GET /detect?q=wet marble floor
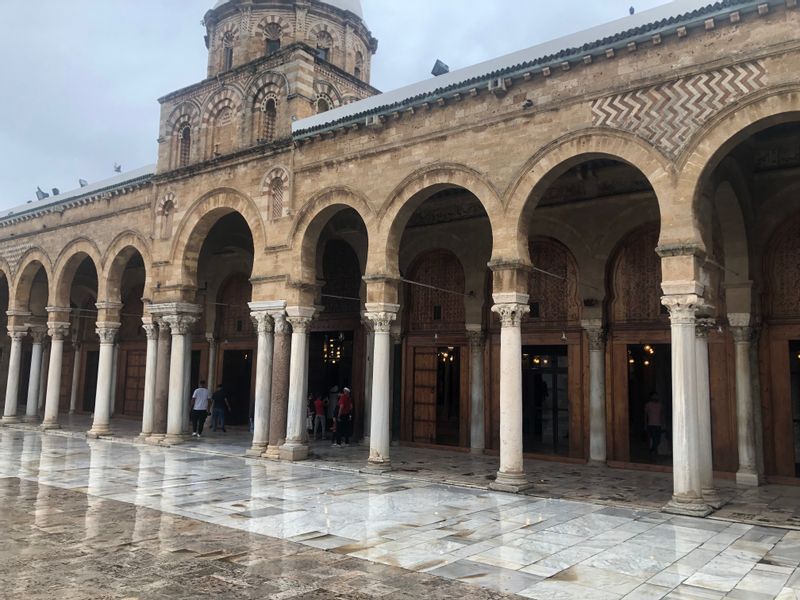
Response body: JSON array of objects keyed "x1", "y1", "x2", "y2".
[{"x1": 3, "y1": 429, "x2": 800, "y2": 598}]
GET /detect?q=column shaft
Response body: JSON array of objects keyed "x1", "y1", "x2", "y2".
[
  {"x1": 247, "y1": 311, "x2": 274, "y2": 457},
  {"x1": 150, "y1": 321, "x2": 171, "y2": 440},
  {"x1": 489, "y1": 301, "x2": 531, "y2": 493},
  {"x1": 87, "y1": 323, "x2": 120, "y2": 437},
  {"x1": 164, "y1": 315, "x2": 194, "y2": 444},
  {"x1": 42, "y1": 323, "x2": 70, "y2": 429},
  {"x1": 583, "y1": 323, "x2": 607, "y2": 464},
  {"x1": 2, "y1": 331, "x2": 26, "y2": 423},
  {"x1": 69, "y1": 342, "x2": 81, "y2": 414},
  {"x1": 695, "y1": 322, "x2": 721, "y2": 506},
  {"x1": 206, "y1": 336, "x2": 218, "y2": 391},
  {"x1": 279, "y1": 308, "x2": 313, "y2": 461},
  {"x1": 265, "y1": 312, "x2": 290, "y2": 458},
  {"x1": 365, "y1": 307, "x2": 397, "y2": 472},
  {"x1": 732, "y1": 322, "x2": 759, "y2": 486},
  {"x1": 139, "y1": 323, "x2": 159, "y2": 438},
  {"x1": 467, "y1": 329, "x2": 485, "y2": 454},
  {"x1": 25, "y1": 332, "x2": 46, "y2": 421}
]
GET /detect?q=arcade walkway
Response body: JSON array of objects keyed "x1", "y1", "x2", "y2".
[{"x1": 3, "y1": 429, "x2": 800, "y2": 599}]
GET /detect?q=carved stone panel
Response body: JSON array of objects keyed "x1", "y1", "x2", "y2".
[
  {"x1": 408, "y1": 250, "x2": 465, "y2": 331},
  {"x1": 767, "y1": 212, "x2": 800, "y2": 319},
  {"x1": 528, "y1": 238, "x2": 581, "y2": 326},
  {"x1": 610, "y1": 224, "x2": 664, "y2": 325}
]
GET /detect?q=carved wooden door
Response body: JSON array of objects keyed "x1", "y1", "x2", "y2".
[
  {"x1": 412, "y1": 347, "x2": 437, "y2": 443},
  {"x1": 122, "y1": 350, "x2": 146, "y2": 416}
]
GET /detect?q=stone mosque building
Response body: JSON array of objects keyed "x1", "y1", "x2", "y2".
[{"x1": 0, "y1": 0, "x2": 799, "y2": 517}]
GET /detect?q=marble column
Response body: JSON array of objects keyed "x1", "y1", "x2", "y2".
[
  {"x1": 109, "y1": 342, "x2": 119, "y2": 416},
  {"x1": 466, "y1": 326, "x2": 486, "y2": 454},
  {"x1": 279, "y1": 307, "x2": 314, "y2": 461},
  {"x1": 206, "y1": 335, "x2": 218, "y2": 391},
  {"x1": 362, "y1": 318, "x2": 374, "y2": 443},
  {"x1": 87, "y1": 322, "x2": 120, "y2": 438},
  {"x1": 163, "y1": 313, "x2": 196, "y2": 444},
  {"x1": 489, "y1": 296, "x2": 532, "y2": 493},
  {"x1": 24, "y1": 326, "x2": 47, "y2": 422},
  {"x1": 139, "y1": 321, "x2": 159, "y2": 439},
  {"x1": 265, "y1": 310, "x2": 290, "y2": 459},
  {"x1": 695, "y1": 319, "x2": 721, "y2": 507},
  {"x1": 149, "y1": 319, "x2": 171, "y2": 443},
  {"x1": 247, "y1": 307, "x2": 274, "y2": 457},
  {"x1": 181, "y1": 333, "x2": 192, "y2": 435},
  {"x1": 2, "y1": 328, "x2": 28, "y2": 423},
  {"x1": 730, "y1": 313, "x2": 760, "y2": 486},
  {"x1": 69, "y1": 339, "x2": 81, "y2": 414},
  {"x1": 390, "y1": 329, "x2": 402, "y2": 446},
  {"x1": 42, "y1": 322, "x2": 71, "y2": 429},
  {"x1": 364, "y1": 305, "x2": 398, "y2": 472},
  {"x1": 582, "y1": 320, "x2": 607, "y2": 464},
  {"x1": 662, "y1": 296, "x2": 711, "y2": 517},
  {"x1": 37, "y1": 341, "x2": 50, "y2": 413},
  {"x1": 0, "y1": 337, "x2": 10, "y2": 412}
]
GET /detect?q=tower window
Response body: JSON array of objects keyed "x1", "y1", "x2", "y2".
[
  {"x1": 354, "y1": 51, "x2": 364, "y2": 80},
  {"x1": 266, "y1": 38, "x2": 281, "y2": 55},
  {"x1": 264, "y1": 23, "x2": 282, "y2": 55},
  {"x1": 179, "y1": 126, "x2": 191, "y2": 167},
  {"x1": 262, "y1": 98, "x2": 277, "y2": 142},
  {"x1": 316, "y1": 30, "x2": 333, "y2": 62},
  {"x1": 270, "y1": 177, "x2": 284, "y2": 219},
  {"x1": 223, "y1": 46, "x2": 234, "y2": 71},
  {"x1": 316, "y1": 47, "x2": 329, "y2": 61},
  {"x1": 316, "y1": 97, "x2": 330, "y2": 114}
]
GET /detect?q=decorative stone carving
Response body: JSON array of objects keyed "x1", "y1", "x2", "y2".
[
  {"x1": 142, "y1": 322, "x2": 158, "y2": 340},
  {"x1": 366, "y1": 311, "x2": 396, "y2": 333},
  {"x1": 286, "y1": 315, "x2": 312, "y2": 334},
  {"x1": 272, "y1": 312, "x2": 291, "y2": 335},
  {"x1": 29, "y1": 326, "x2": 48, "y2": 345},
  {"x1": 47, "y1": 322, "x2": 71, "y2": 341},
  {"x1": 251, "y1": 311, "x2": 274, "y2": 334},
  {"x1": 466, "y1": 329, "x2": 485, "y2": 349},
  {"x1": 491, "y1": 303, "x2": 530, "y2": 328},
  {"x1": 162, "y1": 314, "x2": 196, "y2": 335},
  {"x1": 592, "y1": 61, "x2": 766, "y2": 157},
  {"x1": 95, "y1": 322, "x2": 121, "y2": 344},
  {"x1": 661, "y1": 295, "x2": 700, "y2": 325},
  {"x1": 695, "y1": 317, "x2": 716, "y2": 339},
  {"x1": 584, "y1": 326, "x2": 606, "y2": 351},
  {"x1": 7, "y1": 328, "x2": 27, "y2": 342}
]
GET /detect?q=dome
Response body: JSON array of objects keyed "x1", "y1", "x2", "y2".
[{"x1": 212, "y1": 0, "x2": 363, "y2": 19}]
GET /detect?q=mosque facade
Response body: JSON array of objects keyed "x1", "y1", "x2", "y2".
[{"x1": 1, "y1": 0, "x2": 799, "y2": 515}]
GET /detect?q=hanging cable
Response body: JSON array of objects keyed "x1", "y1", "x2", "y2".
[{"x1": 400, "y1": 278, "x2": 475, "y2": 298}]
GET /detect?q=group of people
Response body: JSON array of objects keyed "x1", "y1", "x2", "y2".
[
  {"x1": 308, "y1": 386, "x2": 354, "y2": 447},
  {"x1": 189, "y1": 381, "x2": 232, "y2": 438}
]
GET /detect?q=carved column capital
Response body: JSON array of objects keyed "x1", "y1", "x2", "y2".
[
  {"x1": 491, "y1": 302, "x2": 530, "y2": 328},
  {"x1": 695, "y1": 317, "x2": 716, "y2": 339},
  {"x1": 250, "y1": 311, "x2": 274, "y2": 334},
  {"x1": 95, "y1": 322, "x2": 121, "y2": 344},
  {"x1": 365, "y1": 311, "x2": 397, "y2": 333},
  {"x1": 142, "y1": 322, "x2": 159, "y2": 341},
  {"x1": 661, "y1": 294, "x2": 701, "y2": 324},
  {"x1": 271, "y1": 311, "x2": 291, "y2": 335},
  {"x1": 205, "y1": 333, "x2": 217, "y2": 346},
  {"x1": 28, "y1": 325, "x2": 48, "y2": 345},
  {"x1": 286, "y1": 315, "x2": 312, "y2": 334},
  {"x1": 162, "y1": 314, "x2": 197, "y2": 336},
  {"x1": 7, "y1": 327, "x2": 27, "y2": 342},
  {"x1": 48, "y1": 322, "x2": 72, "y2": 341},
  {"x1": 466, "y1": 328, "x2": 485, "y2": 349}
]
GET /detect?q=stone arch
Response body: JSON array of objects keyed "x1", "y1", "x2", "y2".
[
  {"x1": 171, "y1": 188, "x2": 267, "y2": 289},
  {"x1": 763, "y1": 210, "x2": 800, "y2": 320},
  {"x1": 505, "y1": 129, "x2": 671, "y2": 265},
  {"x1": 255, "y1": 14, "x2": 289, "y2": 42},
  {"x1": 607, "y1": 223, "x2": 664, "y2": 326},
  {"x1": 308, "y1": 22, "x2": 342, "y2": 60},
  {"x1": 288, "y1": 187, "x2": 375, "y2": 285},
  {"x1": 260, "y1": 166, "x2": 291, "y2": 220},
  {"x1": 11, "y1": 248, "x2": 53, "y2": 312},
  {"x1": 201, "y1": 86, "x2": 244, "y2": 158},
  {"x1": 99, "y1": 231, "x2": 153, "y2": 304},
  {"x1": 677, "y1": 88, "x2": 800, "y2": 243},
  {"x1": 526, "y1": 236, "x2": 582, "y2": 326},
  {"x1": 165, "y1": 101, "x2": 201, "y2": 168},
  {"x1": 51, "y1": 238, "x2": 103, "y2": 308},
  {"x1": 164, "y1": 101, "x2": 201, "y2": 137},
  {"x1": 372, "y1": 164, "x2": 503, "y2": 276},
  {"x1": 313, "y1": 80, "x2": 342, "y2": 109},
  {"x1": 527, "y1": 217, "x2": 596, "y2": 300}
]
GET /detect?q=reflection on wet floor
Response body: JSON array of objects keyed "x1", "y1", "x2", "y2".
[{"x1": 3, "y1": 429, "x2": 800, "y2": 599}]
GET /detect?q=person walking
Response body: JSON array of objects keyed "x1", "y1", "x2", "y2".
[
  {"x1": 313, "y1": 394, "x2": 327, "y2": 440},
  {"x1": 210, "y1": 383, "x2": 230, "y2": 432},
  {"x1": 644, "y1": 392, "x2": 663, "y2": 459},
  {"x1": 335, "y1": 387, "x2": 353, "y2": 446},
  {"x1": 190, "y1": 380, "x2": 211, "y2": 438}
]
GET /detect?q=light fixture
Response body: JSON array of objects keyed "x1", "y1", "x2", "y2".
[
  {"x1": 644, "y1": 360, "x2": 650, "y2": 366},
  {"x1": 561, "y1": 331, "x2": 567, "y2": 342}
]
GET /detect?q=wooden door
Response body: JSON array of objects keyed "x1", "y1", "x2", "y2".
[
  {"x1": 122, "y1": 350, "x2": 146, "y2": 416},
  {"x1": 412, "y1": 347, "x2": 437, "y2": 443}
]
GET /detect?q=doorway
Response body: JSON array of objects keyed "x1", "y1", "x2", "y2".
[
  {"x1": 82, "y1": 350, "x2": 99, "y2": 412},
  {"x1": 309, "y1": 331, "x2": 354, "y2": 421},
  {"x1": 220, "y1": 350, "x2": 252, "y2": 425},
  {"x1": 627, "y1": 343, "x2": 672, "y2": 464},
  {"x1": 522, "y1": 346, "x2": 569, "y2": 455},
  {"x1": 790, "y1": 341, "x2": 800, "y2": 476},
  {"x1": 410, "y1": 345, "x2": 463, "y2": 446}
]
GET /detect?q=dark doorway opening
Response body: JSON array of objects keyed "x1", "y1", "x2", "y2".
[
  {"x1": 436, "y1": 346, "x2": 461, "y2": 446},
  {"x1": 82, "y1": 351, "x2": 99, "y2": 412},
  {"x1": 627, "y1": 343, "x2": 672, "y2": 464},
  {"x1": 18, "y1": 350, "x2": 32, "y2": 410},
  {"x1": 790, "y1": 341, "x2": 800, "y2": 476},
  {"x1": 522, "y1": 346, "x2": 569, "y2": 455},
  {"x1": 220, "y1": 350, "x2": 252, "y2": 425},
  {"x1": 309, "y1": 331, "x2": 354, "y2": 421}
]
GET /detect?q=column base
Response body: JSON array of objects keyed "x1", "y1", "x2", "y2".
[
  {"x1": 736, "y1": 469, "x2": 761, "y2": 487},
  {"x1": 86, "y1": 426, "x2": 112, "y2": 439},
  {"x1": 2, "y1": 415, "x2": 20, "y2": 424},
  {"x1": 162, "y1": 433, "x2": 189, "y2": 445},
  {"x1": 361, "y1": 458, "x2": 392, "y2": 474},
  {"x1": 470, "y1": 447, "x2": 485, "y2": 455},
  {"x1": 245, "y1": 443, "x2": 268, "y2": 458},
  {"x1": 489, "y1": 471, "x2": 533, "y2": 493},
  {"x1": 663, "y1": 494, "x2": 712, "y2": 517},
  {"x1": 279, "y1": 442, "x2": 308, "y2": 461},
  {"x1": 262, "y1": 444, "x2": 281, "y2": 460},
  {"x1": 145, "y1": 434, "x2": 166, "y2": 445},
  {"x1": 587, "y1": 459, "x2": 608, "y2": 467},
  {"x1": 23, "y1": 415, "x2": 39, "y2": 423},
  {"x1": 40, "y1": 422, "x2": 61, "y2": 431},
  {"x1": 702, "y1": 488, "x2": 724, "y2": 510}
]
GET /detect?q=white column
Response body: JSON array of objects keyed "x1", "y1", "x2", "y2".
[
  {"x1": 0, "y1": 337, "x2": 11, "y2": 407},
  {"x1": 69, "y1": 339, "x2": 81, "y2": 414},
  {"x1": 42, "y1": 322, "x2": 71, "y2": 429},
  {"x1": 364, "y1": 305, "x2": 398, "y2": 472},
  {"x1": 206, "y1": 335, "x2": 217, "y2": 391},
  {"x1": 695, "y1": 319, "x2": 721, "y2": 506},
  {"x1": 163, "y1": 313, "x2": 196, "y2": 444},
  {"x1": 582, "y1": 320, "x2": 607, "y2": 464},
  {"x1": 109, "y1": 342, "x2": 119, "y2": 416},
  {"x1": 662, "y1": 295, "x2": 711, "y2": 516},
  {"x1": 87, "y1": 322, "x2": 120, "y2": 438},
  {"x1": 139, "y1": 321, "x2": 159, "y2": 439},
  {"x1": 2, "y1": 328, "x2": 28, "y2": 423},
  {"x1": 489, "y1": 296, "x2": 531, "y2": 493},
  {"x1": 247, "y1": 307, "x2": 274, "y2": 457},
  {"x1": 279, "y1": 307, "x2": 314, "y2": 461},
  {"x1": 38, "y1": 342, "x2": 49, "y2": 412},
  {"x1": 362, "y1": 318, "x2": 374, "y2": 443},
  {"x1": 730, "y1": 313, "x2": 760, "y2": 486},
  {"x1": 181, "y1": 332, "x2": 192, "y2": 435},
  {"x1": 25, "y1": 327, "x2": 47, "y2": 422},
  {"x1": 467, "y1": 326, "x2": 486, "y2": 454}
]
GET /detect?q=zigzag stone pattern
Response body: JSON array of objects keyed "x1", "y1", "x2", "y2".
[{"x1": 592, "y1": 61, "x2": 767, "y2": 157}]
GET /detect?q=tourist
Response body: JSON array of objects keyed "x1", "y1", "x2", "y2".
[
  {"x1": 336, "y1": 387, "x2": 353, "y2": 446},
  {"x1": 644, "y1": 392, "x2": 663, "y2": 458},
  {"x1": 210, "y1": 384, "x2": 230, "y2": 432},
  {"x1": 313, "y1": 394, "x2": 327, "y2": 440},
  {"x1": 190, "y1": 380, "x2": 211, "y2": 438}
]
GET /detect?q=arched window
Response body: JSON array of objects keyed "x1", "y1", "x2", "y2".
[
  {"x1": 262, "y1": 98, "x2": 277, "y2": 142},
  {"x1": 264, "y1": 23, "x2": 282, "y2": 55},
  {"x1": 270, "y1": 177, "x2": 284, "y2": 219},
  {"x1": 316, "y1": 97, "x2": 330, "y2": 114},
  {"x1": 222, "y1": 31, "x2": 235, "y2": 70},
  {"x1": 316, "y1": 30, "x2": 333, "y2": 62},
  {"x1": 354, "y1": 51, "x2": 364, "y2": 79},
  {"x1": 179, "y1": 126, "x2": 191, "y2": 167}
]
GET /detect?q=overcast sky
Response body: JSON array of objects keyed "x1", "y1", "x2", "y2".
[{"x1": 0, "y1": 0, "x2": 669, "y2": 210}]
